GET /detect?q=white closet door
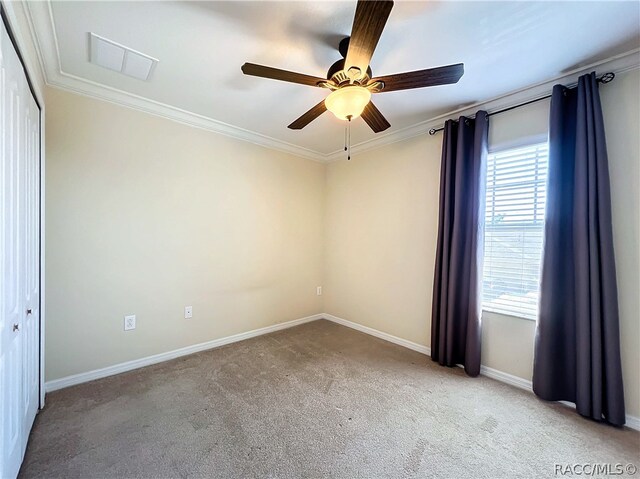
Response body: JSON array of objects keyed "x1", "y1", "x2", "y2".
[
  {"x1": 1, "y1": 20, "x2": 25, "y2": 478},
  {"x1": 0, "y1": 18, "x2": 40, "y2": 479}
]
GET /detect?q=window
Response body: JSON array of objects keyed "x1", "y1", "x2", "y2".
[{"x1": 482, "y1": 142, "x2": 548, "y2": 320}]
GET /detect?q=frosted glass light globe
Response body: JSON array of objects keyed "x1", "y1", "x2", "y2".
[{"x1": 325, "y1": 86, "x2": 372, "y2": 120}]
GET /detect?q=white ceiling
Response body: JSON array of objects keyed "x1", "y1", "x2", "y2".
[{"x1": 28, "y1": 1, "x2": 640, "y2": 157}]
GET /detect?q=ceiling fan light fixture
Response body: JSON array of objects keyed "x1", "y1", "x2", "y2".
[{"x1": 325, "y1": 85, "x2": 372, "y2": 120}]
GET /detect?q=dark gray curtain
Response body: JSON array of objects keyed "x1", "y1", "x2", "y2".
[
  {"x1": 533, "y1": 72, "x2": 625, "y2": 426},
  {"x1": 431, "y1": 111, "x2": 488, "y2": 377}
]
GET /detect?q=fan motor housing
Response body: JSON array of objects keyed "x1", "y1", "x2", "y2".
[
  {"x1": 327, "y1": 59, "x2": 372, "y2": 86},
  {"x1": 338, "y1": 37, "x2": 351, "y2": 58}
]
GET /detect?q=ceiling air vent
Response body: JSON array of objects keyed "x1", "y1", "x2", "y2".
[{"x1": 89, "y1": 33, "x2": 158, "y2": 81}]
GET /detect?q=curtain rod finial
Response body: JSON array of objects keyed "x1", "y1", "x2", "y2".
[{"x1": 598, "y1": 72, "x2": 615, "y2": 84}]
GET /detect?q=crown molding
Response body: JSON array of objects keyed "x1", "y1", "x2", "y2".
[
  {"x1": 24, "y1": 1, "x2": 640, "y2": 164},
  {"x1": 1, "y1": 0, "x2": 47, "y2": 102},
  {"x1": 47, "y1": 71, "x2": 327, "y2": 162},
  {"x1": 23, "y1": 0, "x2": 327, "y2": 162}
]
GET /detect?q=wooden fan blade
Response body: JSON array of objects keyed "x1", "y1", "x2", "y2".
[
  {"x1": 344, "y1": 1, "x2": 394, "y2": 78},
  {"x1": 373, "y1": 63, "x2": 464, "y2": 92},
  {"x1": 288, "y1": 100, "x2": 327, "y2": 130},
  {"x1": 242, "y1": 63, "x2": 326, "y2": 88},
  {"x1": 361, "y1": 101, "x2": 390, "y2": 133}
]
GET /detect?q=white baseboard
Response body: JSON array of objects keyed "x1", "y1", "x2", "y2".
[
  {"x1": 479, "y1": 365, "x2": 533, "y2": 392},
  {"x1": 45, "y1": 312, "x2": 640, "y2": 431},
  {"x1": 625, "y1": 415, "x2": 640, "y2": 431},
  {"x1": 323, "y1": 314, "x2": 431, "y2": 356},
  {"x1": 322, "y1": 313, "x2": 640, "y2": 432},
  {"x1": 45, "y1": 314, "x2": 323, "y2": 392}
]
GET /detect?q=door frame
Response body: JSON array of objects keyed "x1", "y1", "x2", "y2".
[{"x1": 0, "y1": 3, "x2": 45, "y2": 409}]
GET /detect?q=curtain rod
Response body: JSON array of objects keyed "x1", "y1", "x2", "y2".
[{"x1": 427, "y1": 72, "x2": 615, "y2": 135}]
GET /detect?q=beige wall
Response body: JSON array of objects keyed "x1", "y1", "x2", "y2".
[
  {"x1": 324, "y1": 134, "x2": 441, "y2": 347},
  {"x1": 324, "y1": 68, "x2": 640, "y2": 418},
  {"x1": 45, "y1": 87, "x2": 325, "y2": 381},
  {"x1": 602, "y1": 69, "x2": 640, "y2": 419},
  {"x1": 46, "y1": 68, "x2": 639, "y2": 418}
]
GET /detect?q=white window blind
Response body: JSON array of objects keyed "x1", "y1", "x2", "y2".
[{"x1": 482, "y1": 142, "x2": 548, "y2": 320}]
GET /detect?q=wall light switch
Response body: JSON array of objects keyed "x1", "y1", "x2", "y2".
[
  {"x1": 124, "y1": 315, "x2": 136, "y2": 331},
  {"x1": 184, "y1": 306, "x2": 193, "y2": 319},
  {"x1": 317, "y1": 286, "x2": 322, "y2": 296}
]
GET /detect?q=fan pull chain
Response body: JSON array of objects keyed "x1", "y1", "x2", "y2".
[
  {"x1": 347, "y1": 116, "x2": 352, "y2": 160},
  {"x1": 344, "y1": 122, "x2": 348, "y2": 153}
]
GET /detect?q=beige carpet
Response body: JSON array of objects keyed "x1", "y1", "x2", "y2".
[{"x1": 20, "y1": 320, "x2": 639, "y2": 478}]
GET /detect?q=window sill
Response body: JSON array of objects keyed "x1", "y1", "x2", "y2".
[{"x1": 482, "y1": 308, "x2": 537, "y2": 322}]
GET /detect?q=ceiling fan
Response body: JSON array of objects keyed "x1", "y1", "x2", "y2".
[{"x1": 241, "y1": 0, "x2": 464, "y2": 134}]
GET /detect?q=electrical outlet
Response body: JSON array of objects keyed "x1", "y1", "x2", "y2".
[
  {"x1": 184, "y1": 306, "x2": 193, "y2": 319},
  {"x1": 124, "y1": 314, "x2": 136, "y2": 331},
  {"x1": 317, "y1": 286, "x2": 322, "y2": 296}
]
